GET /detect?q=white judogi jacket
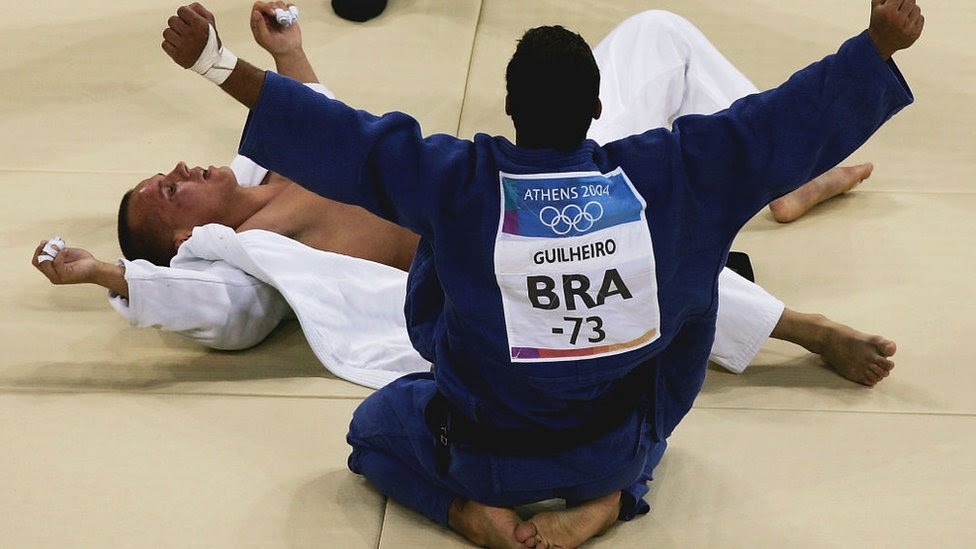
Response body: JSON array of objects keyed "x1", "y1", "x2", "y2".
[
  {"x1": 109, "y1": 79, "x2": 432, "y2": 390},
  {"x1": 109, "y1": 224, "x2": 431, "y2": 389},
  {"x1": 107, "y1": 218, "x2": 778, "y2": 386}
]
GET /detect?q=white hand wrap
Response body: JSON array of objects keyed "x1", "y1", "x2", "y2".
[
  {"x1": 189, "y1": 24, "x2": 238, "y2": 85},
  {"x1": 274, "y1": 6, "x2": 300, "y2": 27},
  {"x1": 38, "y1": 236, "x2": 65, "y2": 264}
]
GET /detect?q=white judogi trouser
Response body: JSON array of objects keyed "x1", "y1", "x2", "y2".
[{"x1": 589, "y1": 10, "x2": 785, "y2": 373}]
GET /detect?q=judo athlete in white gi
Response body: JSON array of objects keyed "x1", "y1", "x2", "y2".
[
  {"x1": 34, "y1": 5, "x2": 895, "y2": 389},
  {"x1": 156, "y1": 1, "x2": 921, "y2": 547}
]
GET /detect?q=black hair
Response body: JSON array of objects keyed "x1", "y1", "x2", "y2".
[
  {"x1": 505, "y1": 25, "x2": 600, "y2": 150},
  {"x1": 117, "y1": 189, "x2": 174, "y2": 267}
]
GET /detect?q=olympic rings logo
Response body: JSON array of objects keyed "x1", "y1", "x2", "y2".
[{"x1": 539, "y1": 201, "x2": 604, "y2": 235}]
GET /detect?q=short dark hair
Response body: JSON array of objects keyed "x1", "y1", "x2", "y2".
[
  {"x1": 505, "y1": 25, "x2": 600, "y2": 150},
  {"x1": 117, "y1": 189, "x2": 175, "y2": 267}
]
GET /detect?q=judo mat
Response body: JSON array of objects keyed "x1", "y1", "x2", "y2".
[{"x1": 2, "y1": 0, "x2": 973, "y2": 546}]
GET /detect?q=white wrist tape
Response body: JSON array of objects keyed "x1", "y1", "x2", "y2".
[
  {"x1": 274, "y1": 6, "x2": 300, "y2": 27},
  {"x1": 189, "y1": 24, "x2": 238, "y2": 85},
  {"x1": 38, "y1": 236, "x2": 65, "y2": 264}
]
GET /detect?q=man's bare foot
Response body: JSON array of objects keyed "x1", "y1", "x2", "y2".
[
  {"x1": 771, "y1": 309, "x2": 896, "y2": 386},
  {"x1": 768, "y1": 163, "x2": 874, "y2": 223},
  {"x1": 818, "y1": 319, "x2": 897, "y2": 387},
  {"x1": 448, "y1": 498, "x2": 524, "y2": 549},
  {"x1": 514, "y1": 491, "x2": 621, "y2": 549}
]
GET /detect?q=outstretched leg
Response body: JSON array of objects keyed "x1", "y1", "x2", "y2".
[
  {"x1": 710, "y1": 269, "x2": 897, "y2": 386},
  {"x1": 768, "y1": 163, "x2": 875, "y2": 223},
  {"x1": 771, "y1": 309, "x2": 897, "y2": 386}
]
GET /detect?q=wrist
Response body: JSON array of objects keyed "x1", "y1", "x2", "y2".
[
  {"x1": 273, "y1": 48, "x2": 309, "y2": 70},
  {"x1": 866, "y1": 29, "x2": 894, "y2": 61},
  {"x1": 94, "y1": 261, "x2": 124, "y2": 286},
  {"x1": 99, "y1": 261, "x2": 130, "y2": 298},
  {"x1": 272, "y1": 47, "x2": 306, "y2": 61},
  {"x1": 191, "y1": 24, "x2": 239, "y2": 85}
]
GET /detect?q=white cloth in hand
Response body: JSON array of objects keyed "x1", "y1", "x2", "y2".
[
  {"x1": 38, "y1": 236, "x2": 65, "y2": 263},
  {"x1": 274, "y1": 6, "x2": 299, "y2": 26}
]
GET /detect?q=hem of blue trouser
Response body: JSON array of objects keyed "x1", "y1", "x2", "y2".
[
  {"x1": 348, "y1": 445, "x2": 456, "y2": 527},
  {"x1": 431, "y1": 491, "x2": 455, "y2": 527},
  {"x1": 618, "y1": 437, "x2": 668, "y2": 521},
  {"x1": 618, "y1": 491, "x2": 650, "y2": 521}
]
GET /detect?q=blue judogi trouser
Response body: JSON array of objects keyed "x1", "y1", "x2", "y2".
[{"x1": 347, "y1": 372, "x2": 667, "y2": 525}]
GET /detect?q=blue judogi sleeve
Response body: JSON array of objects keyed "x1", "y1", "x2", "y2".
[
  {"x1": 609, "y1": 31, "x2": 913, "y2": 236},
  {"x1": 238, "y1": 72, "x2": 475, "y2": 237}
]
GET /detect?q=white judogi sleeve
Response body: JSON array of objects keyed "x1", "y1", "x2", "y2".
[{"x1": 107, "y1": 253, "x2": 292, "y2": 351}]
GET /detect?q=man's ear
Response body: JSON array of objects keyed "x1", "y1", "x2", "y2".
[
  {"x1": 593, "y1": 98, "x2": 602, "y2": 121},
  {"x1": 505, "y1": 95, "x2": 512, "y2": 117},
  {"x1": 173, "y1": 229, "x2": 193, "y2": 251}
]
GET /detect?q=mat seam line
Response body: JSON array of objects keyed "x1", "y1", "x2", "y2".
[
  {"x1": 453, "y1": 0, "x2": 485, "y2": 138},
  {"x1": 694, "y1": 405, "x2": 976, "y2": 417},
  {"x1": 0, "y1": 387, "x2": 368, "y2": 400},
  {"x1": 1, "y1": 386, "x2": 973, "y2": 418}
]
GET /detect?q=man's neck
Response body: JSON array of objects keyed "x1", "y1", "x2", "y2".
[
  {"x1": 225, "y1": 180, "x2": 290, "y2": 229},
  {"x1": 514, "y1": 134, "x2": 584, "y2": 151}
]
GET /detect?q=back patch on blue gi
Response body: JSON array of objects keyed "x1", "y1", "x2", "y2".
[{"x1": 494, "y1": 168, "x2": 661, "y2": 363}]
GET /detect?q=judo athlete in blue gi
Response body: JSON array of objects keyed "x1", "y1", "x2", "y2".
[{"x1": 163, "y1": 1, "x2": 923, "y2": 547}]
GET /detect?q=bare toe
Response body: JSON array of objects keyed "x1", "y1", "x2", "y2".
[
  {"x1": 447, "y1": 499, "x2": 523, "y2": 549},
  {"x1": 516, "y1": 521, "x2": 539, "y2": 547},
  {"x1": 879, "y1": 339, "x2": 897, "y2": 357}
]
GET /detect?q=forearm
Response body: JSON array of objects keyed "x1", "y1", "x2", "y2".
[
  {"x1": 93, "y1": 261, "x2": 129, "y2": 298},
  {"x1": 273, "y1": 49, "x2": 319, "y2": 83},
  {"x1": 217, "y1": 58, "x2": 267, "y2": 110}
]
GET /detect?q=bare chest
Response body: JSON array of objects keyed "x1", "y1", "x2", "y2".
[{"x1": 236, "y1": 183, "x2": 419, "y2": 270}]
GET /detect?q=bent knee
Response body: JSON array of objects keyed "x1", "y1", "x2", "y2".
[{"x1": 622, "y1": 9, "x2": 695, "y2": 35}]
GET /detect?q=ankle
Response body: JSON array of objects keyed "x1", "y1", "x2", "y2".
[
  {"x1": 447, "y1": 498, "x2": 470, "y2": 534},
  {"x1": 774, "y1": 310, "x2": 831, "y2": 354},
  {"x1": 590, "y1": 491, "x2": 623, "y2": 533},
  {"x1": 801, "y1": 313, "x2": 833, "y2": 355}
]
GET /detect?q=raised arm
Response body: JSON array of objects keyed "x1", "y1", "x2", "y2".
[
  {"x1": 250, "y1": 1, "x2": 319, "y2": 83},
  {"x1": 868, "y1": 0, "x2": 925, "y2": 60},
  {"x1": 162, "y1": 3, "x2": 266, "y2": 108},
  {"x1": 618, "y1": 0, "x2": 923, "y2": 235}
]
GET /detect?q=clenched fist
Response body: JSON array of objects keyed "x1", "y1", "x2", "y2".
[
  {"x1": 162, "y1": 3, "x2": 220, "y2": 68},
  {"x1": 868, "y1": 0, "x2": 924, "y2": 60}
]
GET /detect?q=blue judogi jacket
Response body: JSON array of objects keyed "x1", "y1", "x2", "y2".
[{"x1": 240, "y1": 32, "x2": 912, "y2": 447}]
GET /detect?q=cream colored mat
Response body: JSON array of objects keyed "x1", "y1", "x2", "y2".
[
  {"x1": 1, "y1": 0, "x2": 479, "y2": 546},
  {"x1": 2, "y1": 0, "x2": 973, "y2": 546}
]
